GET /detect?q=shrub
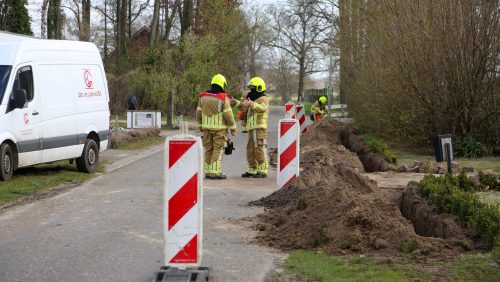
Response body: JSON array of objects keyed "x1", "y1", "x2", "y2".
[
  {"x1": 362, "y1": 134, "x2": 397, "y2": 164},
  {"x1": 417, "y1": 173, "x2": 500, "y2": 248},
  {"x1": 479, "y1": 172, "x2": 500, "y2": 191},
  {"x1": 454, "y1": 135, "x2": 489, "y2": 158},
  {"x1": 492, "y1": 237, "x2": 500, "y2": 264}
]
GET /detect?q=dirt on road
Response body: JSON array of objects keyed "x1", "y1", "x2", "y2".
[{"x1": 252, "y1": 118, "x2": 477, "y2": 260}]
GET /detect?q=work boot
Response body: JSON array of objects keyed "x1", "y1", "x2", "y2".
[
  {"x1": 241, "y1": 172, "x2": 255, "y2": 178},
  {"x1": 253, "y1": 173, "x2": 267, "y2": 178},
  {"x1": 208, "y1": 174, "x2": 227, "y2": 180}
]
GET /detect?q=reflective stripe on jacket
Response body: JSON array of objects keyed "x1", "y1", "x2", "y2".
[
  {"x1": 311, "y1": 101, "x2": 326, "y2": 114},
  {"x1": 196, "y1": 92, "x2": 236, "y2": 130},
  {"x1": 235, "y1": 95, "x2": 269, "y2": 130}
]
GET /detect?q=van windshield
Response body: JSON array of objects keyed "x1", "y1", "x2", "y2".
[{"x1": 0, "y1": 65, "x2": 12, "y2": 104}]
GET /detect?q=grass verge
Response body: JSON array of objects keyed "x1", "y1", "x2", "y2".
[
  {"x1": 393, "y1": 150, "x2": 500, "y2": 172},
  {"x1": 283, "y1": 250, "x2": 500, "y2": 281},
  {"x1": 447, "y1": 253, "x2": 500, "y2": 281},
  {"x1": 284, "y1": 250, "x2": 431, "y2": 281},
  {"x1": 0, "y1": 161, "x2": 104, "y2": 205},
  {"x1": 113, "y1": 135, "x2": 164, "y2": 150}
]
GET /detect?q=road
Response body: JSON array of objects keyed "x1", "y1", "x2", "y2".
[{"x1": 0, "y1": 106, "x2": 287, "y2": 282}]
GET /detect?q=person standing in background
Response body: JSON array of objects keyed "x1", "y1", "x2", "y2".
[
  {"x1": 231, "y1": 77, "x2": 269, "y2": 178},
  {"x1": 196, "y1": 74, "x2": 236, "y2": 180}
]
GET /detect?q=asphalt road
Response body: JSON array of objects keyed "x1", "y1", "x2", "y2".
[{"x1": 0, "y1": 106, "x2": 286, "y2": 282}]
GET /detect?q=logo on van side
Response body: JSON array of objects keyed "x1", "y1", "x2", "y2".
[
  {"x1": 24, "y1": 113, "x2": 29, "y2": 125},
  {"x1": 83, "y1": 69, "x2": 93, "y2": 89}
]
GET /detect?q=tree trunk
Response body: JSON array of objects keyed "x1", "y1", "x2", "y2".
[
  {"x1": 41, "y1": 0, "x2": 49, "y2": 38},
  {"x1": 0, "y1": 0, "x2": 10, "y2": 30},
  {"x1": 163, "y1": 0, "x2": 179, "y2": 41},
  {"x1": 128, "y1": 0, "x2": 132, "y2": 38},
  {"x1": 180, "y1": 0, "x2": 192, "y2": 37},
  {"x1": 339, "y1": 0, "x2": 349, "y2": 104},
  {"x1": 150, "y1": 0, "x2": 160, "y2": 46},
  {"x1": 103, "y1": 0, "x2": 108, "y2": 59},
  {"x1": 297, "y1": 59, "x2": 305, "y2": 102},
  {"x1": 117, "y1": 0, "x2": 128, "y2": 56},
  {"x1": 80, "y1": 0, "x2": 91, "y2": 41},
  {"x1": 249, "y1": 50, "x2": 256, "y2": 78},
  {"x1": 167, "y1": 90, "x2": 174, "y2": 128},
  {"x1": 47, "y1": 0, "x2": 62, "y2": 39}
]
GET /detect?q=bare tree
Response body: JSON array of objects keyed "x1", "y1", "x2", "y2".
[
  {"x1": 163, "y1": 0, "x2": 179, "y2": 40},
  {"x1": 245, "y1": 4, "x2": 273, "y2": 78},
  {"x1": 269, "y1": 0, "x2": 328, "y2": 101},
  {"x1": 128, "y1": 0, "x2": 150, "y2": 38},
  {"x1": 266, "y1": 47, "x2": 297, "y2": 104}
]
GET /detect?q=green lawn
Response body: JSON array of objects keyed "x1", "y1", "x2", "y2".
[
  {"x1": 113, "y1": 135, "x2": 165, "y2": 150},
  {"x1": 283, "y1": 250, "x2": 500, "y2": 282},
  {"x1": 0, "y1": 161, "x2": 103, "y2": 205},
  {"x1": 283, "y1": 251, "x2": 431, "y2": 281},
  {"x1": 393, "y1": 150, "x2": 500, "y2": 172}
]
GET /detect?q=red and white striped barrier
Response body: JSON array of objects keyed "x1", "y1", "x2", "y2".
[
  {"x1": 295, "y1": 105, "x2": 307, "y2": 134},
  {"x1": 164, "y1": 135, "x2": 203, "y2": 267},
  {"x1": 285, "y1": 103, "x2": 296, "y2": 119},
  {"x1": 277, "y1": 118, "x2": 300, "y2": 189}
]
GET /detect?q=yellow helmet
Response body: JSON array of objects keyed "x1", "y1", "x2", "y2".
[
  {"x1": 247, "y1": 77, "x2": 266, "y2": 93},
  {"x1": 319, "y1": 96, "x2": 327, "y2": 104},
  {"x1": 211, "y1": 74, "x2": 227, "y2": 90}
]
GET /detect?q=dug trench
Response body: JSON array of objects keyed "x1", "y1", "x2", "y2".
[{"x1": 251, "y1": 118, "x2": 479, "y2": 264}]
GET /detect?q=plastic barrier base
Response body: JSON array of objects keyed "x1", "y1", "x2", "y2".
[{"x1": 152, "y1": 266, "x2": 211, "y2": 282}]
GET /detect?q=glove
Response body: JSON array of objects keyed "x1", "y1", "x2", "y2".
[{"x1": 224, "y1": 140, "x2": 235, "y2": 155}]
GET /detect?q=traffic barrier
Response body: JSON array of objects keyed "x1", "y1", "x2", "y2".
[
  {"x1": 295, "y1": 104, "x2": 307, "y2": 134},
  {"x1": 164, "y1": 129, "x2": 203, "y2": 267},
  {"x1": 285, "y1": 103, "x2": 296, "y2": 119},
  {"x1": 277, "y1": 118, "x2": 300, "y2": 189}
]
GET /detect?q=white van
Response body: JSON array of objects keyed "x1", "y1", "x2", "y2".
[{"x1": 0, "y1": 32, "x2": 111, "y2": 181}]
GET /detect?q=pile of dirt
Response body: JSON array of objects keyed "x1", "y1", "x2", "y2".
[
  {"x1": 302, "y1": 119, "x2": 394, "y2": 172},
  {"x1": 253, "y1": 118, "x2": 476, "y2": 258}
]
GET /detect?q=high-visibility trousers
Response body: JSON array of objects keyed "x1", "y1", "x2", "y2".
[
  {"x1": 203, "y1": 129, "x2": 227, "y2": 176},
  {"x1": 246, "y1": 128, "x2": 268, "y2": 175}
]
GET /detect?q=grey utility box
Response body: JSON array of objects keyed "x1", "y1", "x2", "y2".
[{"x1": 433, "y1": 134, "x2": 453, "y2": 162}]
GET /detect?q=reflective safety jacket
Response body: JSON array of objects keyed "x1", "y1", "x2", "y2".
[
  {"x1": 235, "y1": 95, "x2": 269, "y2": 130},
  {"x1": 311, "y1": 101, "x2": 326, "y2": 114},
  {"x1": 196, "y1": 92, "x2": 236, "y2": 130}
]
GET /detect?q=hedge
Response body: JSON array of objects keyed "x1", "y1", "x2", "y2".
[{"x1": 417, "y1": 172, "x2": 500, "y2": 249}]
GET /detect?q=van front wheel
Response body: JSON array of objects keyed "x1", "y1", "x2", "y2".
[
  {"x1": 76, "y1": 139, "x2": 99, "y2": 173},
  {"x1": 0, "y1": 143, "x2": 14, "y2": 181}
]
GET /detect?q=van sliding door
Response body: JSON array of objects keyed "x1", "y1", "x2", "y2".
[{"x1": 38, "y1": 64, "x2": 78, "y2": 162}]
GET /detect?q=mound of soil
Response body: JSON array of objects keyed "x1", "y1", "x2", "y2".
[{"x1": 253, "y1": 118, "x2": 476, "y2": 258}]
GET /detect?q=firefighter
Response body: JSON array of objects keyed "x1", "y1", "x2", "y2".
[
  {"x1": 196, "y1": 74, "x2": 237, "y2": 180},
  {"x1": 311, "y1": 96, "x2": 328, "y2": 120},
  {"x1": 231, "y1": 77, "x2": 269, "y2": 178}
]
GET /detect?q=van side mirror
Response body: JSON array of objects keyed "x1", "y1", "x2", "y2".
[{"x1": 14, "y1": 89, "x2": 27, "y2": 109}]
